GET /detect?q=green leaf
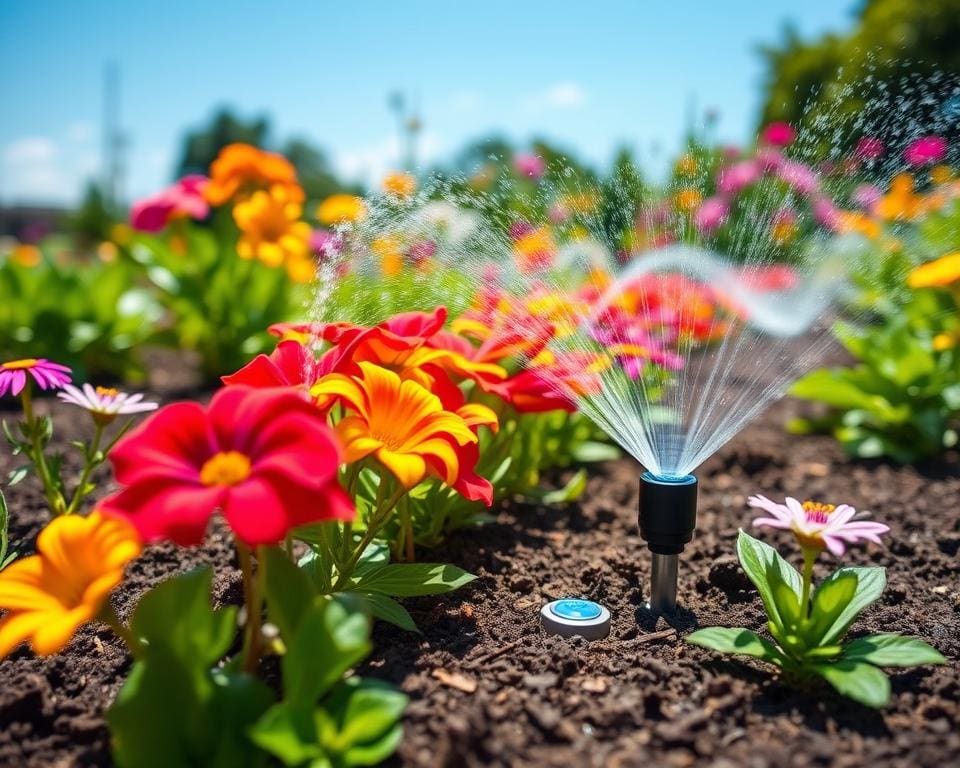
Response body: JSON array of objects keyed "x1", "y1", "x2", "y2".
[
  {"x1": 317, "y1": 678, "x2": 407, "y2": 767},
  {"x1": 351, "y1": 563, "x2": 476, "y2": 597},
  {"x1": 355, "y1": 592, "x2": 420, "y2": 634},
  {"x1": 540, "y1": 468, "x2": 588, "y2": 504},
  {"x1": 686, "y1": 627, "x2": 785, "y2": 665},
  {"x1": 818, "y1": 567, "x2": 886, "y2": 645},
  {"x1": 803, "y1": 571, "x2": 858, "y2": 647},
  {"x1": 811, "y1": 660, "x2": 891, "y2": 709},
  {"x1": 7, "y1": 466, "x2": 29, "y2": 486},
  {"x1": 283, "y1": 597, "x2": 371, "y2": 708},
  {"x1": 570, "y1": 441, "x2": 620, "y2": 463},
  {"x1": 249, "y1": 703, "x2": 321, "y2": 766},
  {"x1": 109, "y1": 568, "x2": 272, "y2": 768},
  {"x1": 262, "y1": 546, "x2": 315, "y2": 641},
  {"x1": 842, "y1": 634, "x2": 946, "y2": 667},
  {"x1": 736, "y1": 530, "x2": 802, "y2": 631}
]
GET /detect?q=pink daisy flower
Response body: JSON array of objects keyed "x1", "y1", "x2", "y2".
[
  {"x1": 57, "y1": 383, "x2": 158, "y2": 425},
  {"x1": 0, "y1": 358, "x2": 72, "y2": 398},
  {"x1": 748, "y1": 495, "x2": 889, "y2": 556}
]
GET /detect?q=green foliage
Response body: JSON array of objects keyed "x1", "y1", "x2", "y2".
[
  {"x1": 790, "y1": 290, "x2": 960, "y2": 461},
  {"x1": 687, "y1": 531, "x2": 944, "y2": 708},
  {"x1": 0, "y1": 487, "x2": 14, "y2": 569},
  {"x1": 250, "y1": 597, "x2": 407, "y2": 768},
  {"x1": 0, "y1": 251, "x2": 159, "y2": 381},
  {"x1": 124, "y1": 215, "x2": 302, "y2": 381},
  {"x1": 108, "y1": 568, "x2": 273, "y2": 768}
]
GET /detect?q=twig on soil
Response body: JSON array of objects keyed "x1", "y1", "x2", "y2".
[
  {"x1": 467, "y1": 637, "x2": 525, "y2": 667},
  {"x1": 622, "y1": 628, "x2": 677, "y2": 647}
]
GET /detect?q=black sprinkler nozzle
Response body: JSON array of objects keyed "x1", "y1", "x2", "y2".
[{"x1": 638, "y1": 472, "x2": 698, "y2": 614}]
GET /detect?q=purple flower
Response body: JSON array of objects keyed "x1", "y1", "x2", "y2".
[
  {"x1": 748, "y1": 495, "x2": 888, "y2": 557},
  {"x1": 509, "y1": 220, "x2": 536, "y2": 240},
  {"x1": 904, "y1": 136, "x2": 948, "y2": 166},
  {"x1": 761, "y1": 122, "x2": 796, "y2": 147},
  {"x1": 0, "y1": 358, "x2": 72, "y2": 398},
  {"x1": 58, "y1": 383, "x2": 158, "y2": 425},
  {"x1": 513, "y1": 153, "x2": 546, "y2": 180},
  {"x1": 309, "y1": 229, "x2": 343, "y2": 260},
  {"x1": 852, "y1": 183, "x2": 882, "y2": 210}
]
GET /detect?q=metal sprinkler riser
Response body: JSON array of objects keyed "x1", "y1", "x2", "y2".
[{"x1": 638, "y1": 472, "x2": 698, "y2": 615}]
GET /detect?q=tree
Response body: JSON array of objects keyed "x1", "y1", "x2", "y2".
[{"x1": 175, "y1": 109, "x2": 270, "y2": 178}]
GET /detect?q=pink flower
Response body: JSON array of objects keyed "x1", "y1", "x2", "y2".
[
  {"x1": 130, "y1": 175, "x2": 210, "y2": 233},
  {"x1": 717, "y1": 161, "x2": 761, "y2": 194},
  {"x1": 852, "y1": 184, "x2": 882, "y2": 211},
  {"x1": 761, "y1": 122, "x2": 795, "y2": 147},
  {"x1": 309, "y1": 229, "x2": 343, "y2": 260},
  {"x1": 855, "y1": 137, "x2": 885, "y2": 160},
  {"x1": 748, "y1": 495, "x2": 889, "y2": 556},
  {"x1": 812, "y1": 197, "x2": 842, "y2": 231},
  {"x1": 776, "y1": 160, "x2": 819, "y2": 196},
  {"x1": 904, "y1": 136, "x2": 948, "y2": 166},
  {"x1": 693, "y1": 196, "x2": 729, "y2": 234},
  {"x1": 509, "y1": 220, "x2": 536, "y2": 240},
  {"x1": 513, "y1": 153, "x2": 546, "y2": 180},
  {"x1": 0, "y1": 358, "x2": 72, "y2": 398}
]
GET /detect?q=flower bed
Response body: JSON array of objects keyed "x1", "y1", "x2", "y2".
[{"x1": 0, "y1": 392, "x2": 957, "y2": 767}]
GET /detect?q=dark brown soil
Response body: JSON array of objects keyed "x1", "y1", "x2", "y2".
[{"x1": 1, "y1": 390, "x2": 958, "y2": 768}]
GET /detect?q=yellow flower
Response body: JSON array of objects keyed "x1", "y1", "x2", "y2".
[
  {"x1": 97, "y1": 242, "x2": 118, "y2": 263},
  {"x1": 675, "y1": 188, "x2": 702, "y2": 212},
  {"x1": 907, "y1": 252, "x2": 960, "y2": 289},
  {"x1": 933, "y1": 333, "x2": 956, "y2": 352},
  {"x1": 836, "y1": 211, "x2": 881, "y2": 240},
  {"x1": 771, "y1": 219, "x2": 797, "y2": 246},
  {"x1": 382, "y1": 172, "x2": 417, "y2": 198},
  {"x1": 316, "y1": 194, "x2": 366, "y2": 226},
  {"x1": 110, "y1": 224, "x2": 133, "y2": 246},
  {"x1": 9, "y1": 244, "x2": 42, "y2": 268},
  {"x1": 514, "y1": 227, "x2": 556, "y2": 273},
  {"x1": 285, "y1": 255, "x2": 317, "y2": 284},
  {"x1": 0, "y1": 511, "x2": 141, "y2": 658},
  {"x1": 560, "y1": 192, "x2": 599, "y2": 215},
  {"x1": 371, "y1": 235, "x2": 404, "y2": 276},
  {"x1": 676, "y1": 154, "x2": 698, "y2": 177},
  {"x1": 233, "y1": 185, "x2": 311, "y2": 268},
  {"x1": 930, "y1": 165, "x2": 955, "y2": 186}
]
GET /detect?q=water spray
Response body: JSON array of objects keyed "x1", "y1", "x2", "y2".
[{"x1": 638, "y1": 472, "x2": 697, "y2": 614}]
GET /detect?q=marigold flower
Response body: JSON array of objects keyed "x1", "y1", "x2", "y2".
[
  {"x1": 382, "y1": 171, "x2": 417, "y2": 198},
  {"x1": 748, "y1": 495, "x2": 888, "y2": 556},
  {"x1": 9, "y1": 244, "x2": 42, "y2": 267},
  {"x1": 371, "y1": 235, "x2": 404, "y2": 276},
  {"x1": 675, "y1": 153, "x2": 698, "y2": 176},
  {"x1": 316, "y1": 194, "x2": 366, "y2": 226},
  {"x1": 675, "y1": 188, "x2": 703, "y2": 213},
  {"x1": 0, "y1": 358, "x2": 72, "y2": 398},
  {"x1": 130, "y1": 175, "x2": 209, "y2": 233},
  {"x1": 907, "y1": 252, "x2": 960, "y2": 289},
  {"x1": 58, "y1": 384, "x2": 158, "y2": 425},
  {"x1": 233, "y1": 184, "x2": 311, "y2": 269},
  {"x1": 205, "y1": 143, "x2": 303, "y2": 206},
  {"x1": 312, "y1": 362, "x2": 495, "y2": 503},
  {"x1": 0, "y1": 511, "x2": 141, "y2": 658},
  {"x1": 102, "y1": 387, "x2": 353, "y2": 546},
  {"x1": 514, "y1": 226, "x2": 556, "y2": 273},
  {"x1": 875, "y1": 174, "x2": 922, "y2": 222}
]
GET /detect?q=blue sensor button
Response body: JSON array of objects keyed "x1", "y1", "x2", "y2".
[{"x1": 550, "y1": 599, "x2": 602, "y2": 621}]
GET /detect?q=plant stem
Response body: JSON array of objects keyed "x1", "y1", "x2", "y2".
[
  {"x1": 98, "y1": 602, "x2": 141, "y2": 659},
  {"x1": 65, "y1": 422, "x2": 104, "y2": 515},
  {"x1": 332, "y1": 484, "x2": 406, "y2": 592},
  {"x1": 236, "y1": 539, "x2": 264, "y2": 674},
  {"x1": 800, "y1": 547, "x2": 818, "y2": 618},
  {"x1": 20, "y1": 384, "x2": 64, "y2": 515}
]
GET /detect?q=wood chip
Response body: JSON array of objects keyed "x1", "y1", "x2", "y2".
[
  {"x1": 622, "y1": 628, "x2": 677, "y2": 647},
  {"x1": 801, "y1": 462, "x2": 829, "y2": 477},
  {"x1": 432, "y1": 668, "x2": 478, "y2": 694},
  {"x1": 581, "y1": 677, "x2": 608, "y2": 693},
  {"x1": 469, "y1": 637, "x2": 524, "y2": 666}
]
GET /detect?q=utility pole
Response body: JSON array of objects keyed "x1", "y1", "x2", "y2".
[
  {"x1": 102, "y1": 61, "x2": 127, "y2": 213},
  {"x1": 388, "y1": 91, "x2": 421, "y2": 172}
]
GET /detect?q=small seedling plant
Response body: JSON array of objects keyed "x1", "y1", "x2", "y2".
[{"x1": 688, "y1": 495, "x2": 945, "y2": 708}]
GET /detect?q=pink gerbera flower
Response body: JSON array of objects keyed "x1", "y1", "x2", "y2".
[
  {"x1": 761, "y1": 122, "x2": 796, "y2": 147},
  {"x1": 904, "y1": 136, "x2": 948, "y2": 166},
  {"x1": 0, "y1": 358, "x2": 72, "y2": 397},
  {"x1": 748, "y1": 495, "x2": 889, "y2": 556}
]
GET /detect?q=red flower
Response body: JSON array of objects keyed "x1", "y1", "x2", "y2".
[{"x1": 102, "y1": 386, "x2": 353, "y2": 546}]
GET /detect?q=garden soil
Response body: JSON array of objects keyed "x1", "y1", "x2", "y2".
[{"x1": 1, "y1": 390, "x2": 958, "y2": 768}]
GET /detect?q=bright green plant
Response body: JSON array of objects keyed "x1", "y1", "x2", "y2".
[
  {"x1": 0, "y1": 488, "x2": 14, "y2": 569},
  {"x1": 689, "y1": 526, "x2": 945, "y2": 709},
  {"x1": 789, "y1": 289, "x2": 960, "y2": 461},
  {"x1": 0, "y1": 250, "x2": 159, "y2": 382}
]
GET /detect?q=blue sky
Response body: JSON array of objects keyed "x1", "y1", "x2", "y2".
[{"x1": 0, "y1": 0, "x2": 858, "y2": 205}]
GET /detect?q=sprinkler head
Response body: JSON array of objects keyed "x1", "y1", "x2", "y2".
[{"x1": 638, "y1": 472, "x2": 698, "y2": 615}]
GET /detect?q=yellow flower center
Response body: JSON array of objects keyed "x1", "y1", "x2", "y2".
[
  {"x1": 95, "y1": 386, "x2": 119, "y2": 398},
  {"x1": 2, "y1": 358, "x2": 38, "y2": 370},
  {"x1": 200, "y1": 451, "x2": 252, "y2": 486},
  {"x1": 802, "y1": 500, "x2": 835, "y2": 524}
]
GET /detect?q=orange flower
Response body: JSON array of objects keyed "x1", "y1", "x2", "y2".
[
  {"x1": 0, "y1": 511, "x2": 141, "y2": 658},
  {"x1": 836, "y1": 211, "x2": 881, "y2": 240},
  {"x1": 233, "y1": 185, "x2": 311, "y2": 269},
  {"x1": 313, "y1": 362, "x2": 495, "y2": 501},
  {"x1": 316, "y1": 194, "x2": 366, "y2": 226},
  {"x1": 675, "y1": 188, "x2": 703, "y2": 212},
  {"x1": 907, "y1": 252, "x2": 960, "y2": 289},
  {"x1": 875, "y1": 173, "x2": 922, "y2": 222},
  {"x1": 205, "y1": 143, "x2": 303, "y2": 206},
  {"x1": 9, "y1": 244, "x2": 42, "y2": 268},
  {"x1": 382, "y1": 171, "x2": 417, "y2": 198},
  {"x1": 371, "y1": 235, "x2": 404, "y2": 276},
  {"x1": 514, "y1": 226, "x2": 556, "y2": 273}
]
